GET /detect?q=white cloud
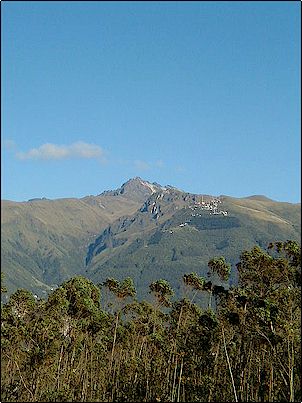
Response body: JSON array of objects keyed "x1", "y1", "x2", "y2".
[{"x1": 16, "y1": 142, "x2": 106, "y2": 161}]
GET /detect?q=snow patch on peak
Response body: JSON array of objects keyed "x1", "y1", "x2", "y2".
[{"x1": 140, "y1": 180, "x2": 158, "y2": 194}]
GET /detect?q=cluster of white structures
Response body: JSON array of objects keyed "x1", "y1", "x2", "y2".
[
  {"x1": 175, "y1": 196, "x2": 229, "y2": 228},
  {"x1": 188, "y1": 196, "x2": 228, "y2": 216}
]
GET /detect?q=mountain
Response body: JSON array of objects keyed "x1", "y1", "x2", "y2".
[
  {"x1": 1, "y1": 178, "x2": 159, "y2": 298},
  {"x1": 99, "y1": 176, "x2": 168, "y2": 202},
  {"x1": 1, "y1": 178, "x2": 301, "y2": 300},
  {"x1": 84, "y1": 189, "x2": 300, "y2": 299}
]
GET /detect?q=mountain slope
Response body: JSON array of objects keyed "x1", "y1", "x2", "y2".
[
  {"x1": 84, "y1": 191, "x2": 301, "y2": 299},
  {"x1": 1, "y1": 178, "x2": 300, "y2": 300},
  {"x1": 1, "y1": 178, "x2": 160, "y2": 297}
]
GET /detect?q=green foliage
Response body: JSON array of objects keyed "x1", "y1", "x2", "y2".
[
  {"x1": 5, "y1": 288, "x2": 36, "y2": 320},
  {"x1": 46, "y1": 287, "x2": 70, "y2": 314},
  {"x1": 1, "y1": 242, "x2": 301, "y2": 402},
  {"x1": 149, "y1": 279, "x2": 174, "y2": 307},
  {"x1": 1, "y1": 272, "x2": 7, "y2": 294},
  {"x1": 102, "y1": 276, "x2": 136, "y2": 299},
  {"x1": 208, "y1": 256, "x2": 231, "y2": 281},
  {"x1": 183, "y1": 272, "x2": 205, "y2": 290},
  {"x1": 63, "y1": 276, "x2": 101, "y2": 317}
]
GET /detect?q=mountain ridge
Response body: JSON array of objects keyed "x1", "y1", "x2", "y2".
[{"x1": 1, "y1": 178, "x2": 301, "y2": 300}]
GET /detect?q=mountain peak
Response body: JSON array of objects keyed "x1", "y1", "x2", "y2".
[
  {"x1": 122, "y1": 177, "x2": 162, "y2": 194},
  {"x1": 100, "y1": 177, "x2": 165, "y2": 203},
  {"x1": 120, "y1": 177, "x2": 165, "y2": 200}
]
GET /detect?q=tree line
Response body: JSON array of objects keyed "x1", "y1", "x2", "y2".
[{"x1": 1, "y1": 240, "x2": 301, "y2": 402}]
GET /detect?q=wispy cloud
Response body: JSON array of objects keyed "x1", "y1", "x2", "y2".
[{"x1": 16, "y1": 142, "x2": 106, "y2": 161}]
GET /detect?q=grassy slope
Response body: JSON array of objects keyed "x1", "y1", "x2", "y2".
[
  {"x1": 1, "y1": 188, "x2": 300, "y2": 301},
  {"x1": 86, "y1": 196, "x2": 301, "y2": 299},
  {"x1": 1, "y1": 195, "x2": 142, "y2": 297}
]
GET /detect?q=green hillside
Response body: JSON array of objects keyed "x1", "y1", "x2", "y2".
[
  {"x1": 1, "y1": 178, "x2": 300, "y2": 301},
  {"x1": 85, "y1": 193, "x2": 300, "y2": 299},
  {"x1": 1, "y1": 191, "x2": 146, "y2": 298}
]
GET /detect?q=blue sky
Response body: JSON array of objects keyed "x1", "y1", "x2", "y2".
[{"x1": 2, "y1": 1, "x2": 301, "y2": 202}]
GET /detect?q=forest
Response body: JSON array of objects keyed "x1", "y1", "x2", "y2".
[{"x1": 1, "y1": 240, "x2": 301, "y2": 402}]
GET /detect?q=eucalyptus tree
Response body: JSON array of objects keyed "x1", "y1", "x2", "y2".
[
  {"x1": 216, "y1": 241, "x2": 301, "y2": 402},
  {"x1": 182, "y1": 272, "x2": 205, "y2": 304},
  {"x1": 1, "y1": 240, "x2": 300, "y2": 402},
  {"x1": 168, "y1": 301, "x2": 201, "y2": 401},
  {"x1": 38, "y1": 276, "x2": 105, "y2": 402},
  {"x1": 206, "y1": 256, "x2": 231, "y2": 309},
  {"x1": 1, "y1": 272, "x2": 7, "y2": 294},
  {"x1": 149, "y1": 279, "x2": 174, "y2": 308},
  {"x1": 101, "y1": 277, "x2": 136, "y2": 377},
  {"x1": 1, "y1": 288, "x2": 39, "y2": 402}
]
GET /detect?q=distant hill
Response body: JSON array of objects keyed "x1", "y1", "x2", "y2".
[{"x1": 1, "y1": 178, "x2": 300, "y2": 300}]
